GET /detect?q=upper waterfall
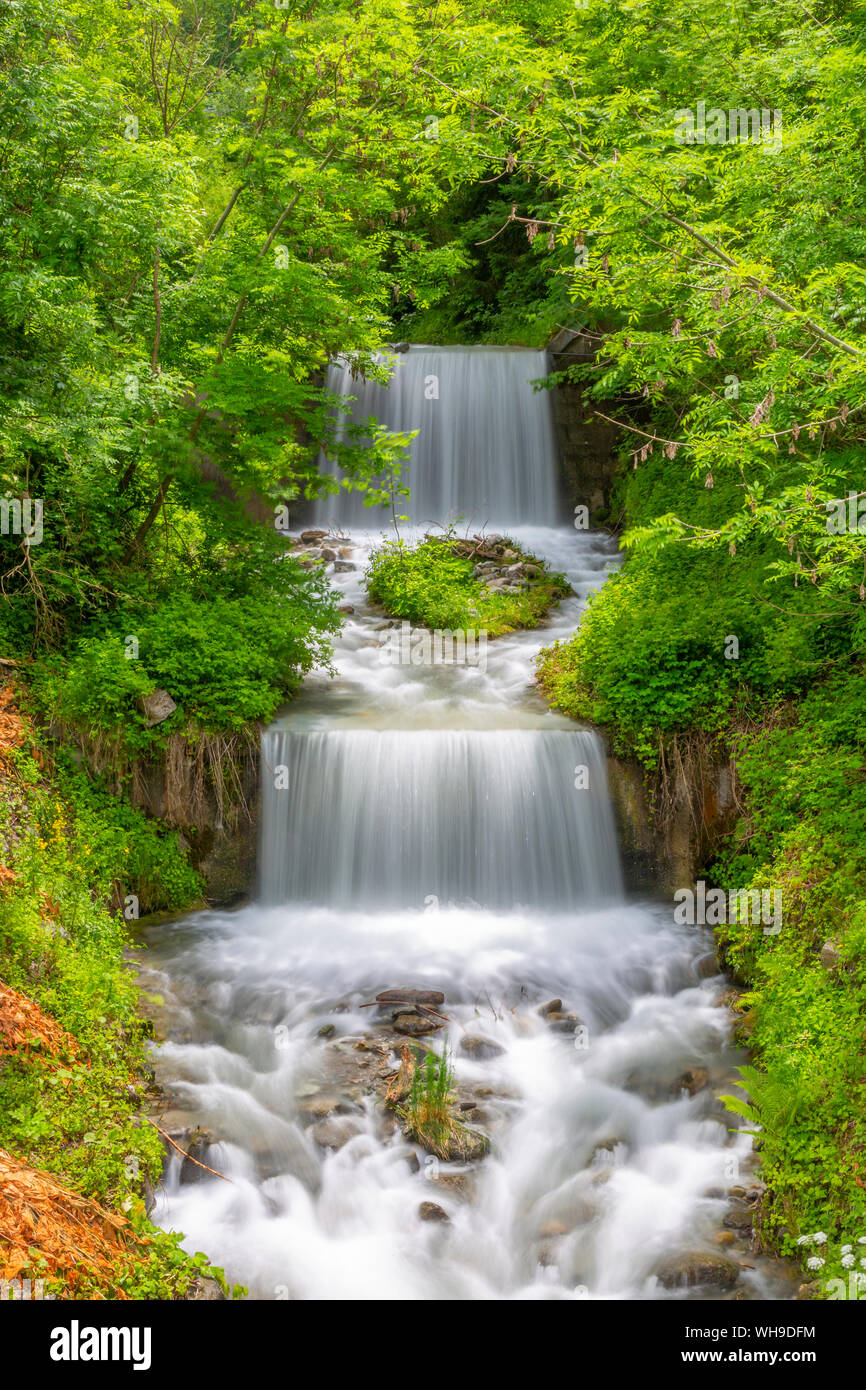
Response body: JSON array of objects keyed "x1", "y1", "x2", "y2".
[{"x1": 311, "y1": 346, "x2": 562, "y2": 529}]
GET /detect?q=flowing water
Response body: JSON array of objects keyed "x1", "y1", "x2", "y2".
[{"x1": 140, "y1": 348, "x2": 795, "y2": 1300}]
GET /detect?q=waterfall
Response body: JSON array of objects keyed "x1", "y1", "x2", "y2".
[
  {"x1": 311, "y1": 346, "x2": 562, "y2": 529},
  {"x1": 259, "y1": 728, "x2": 622, "y2": 909}
]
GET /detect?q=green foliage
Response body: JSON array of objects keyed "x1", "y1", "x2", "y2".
[
  {"x1": 366, "y1": 533, "x2": 570, "y2": 638},
  {"x1": 0, "y1": 716, "x2": 218, "y2": 1297}
]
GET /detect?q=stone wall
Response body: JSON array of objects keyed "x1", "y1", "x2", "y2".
[
  {"x1": 547, "y1": 330, "x2": 623, "y2": 522},
  {"x1": 605, "y1": 741, "x2": 739, "y2": 897}
]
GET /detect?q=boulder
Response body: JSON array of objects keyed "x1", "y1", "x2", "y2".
[
  {"x1": 673, "y1": 1066, "x2": 709, "y2": 1097},
  {"x1": 140, "y1": 688, "x2": 177, "y2": 727},
  {"x1": 418, "y1": 1201, "x2": 450, "y2": 1223},
  {"x1": 459, "y1": 1034, "x2": 505, "y2": 1060},
  {"x1": 393, "y1": 1011, "x2": 444, "y2": 1036},
  {"x1": 310, "y1": 1117, "x2": 363, "y2": 1150},
  {"x1": 300, "y1": 529, "x2": 327, "y2": 541},
  {"x1": 332, "y1": 560, "x2": 356, "y2": 573},
  {"x1": 377, "y1": 988, "x2": 446, "y2": 1007},
  {"x1": 820, "y1": 940, "x2": 841, "y2": 971},
  {"x1": 655, "y1": 1251, "x2": 740, "y2": 1290},
  {"x1": 538, "y1": 998, "x2": 563, "y2": 1017}
]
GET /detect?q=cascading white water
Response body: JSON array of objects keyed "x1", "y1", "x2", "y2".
[
  {"x1": 259, "y1": 729, "x2": 621, "y2": 909},
  {"x1": 142, "y1": 348, "x2": 795, "y2": 1302},
  {"x1": 311, "y1": 347, "x2": 561, "y2": 529}
]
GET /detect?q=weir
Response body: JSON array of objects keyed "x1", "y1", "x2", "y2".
[
  {"x1": 259, "y1": 728, "x2": 622, "y2": 909},
  {"x1": 312, "y1": 346, "x2": 562, "y2": 528}
]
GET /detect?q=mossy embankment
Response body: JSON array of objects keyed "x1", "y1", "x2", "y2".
[{"x1": 0, "y1": 679, "x2": 234, "y2": 1299}]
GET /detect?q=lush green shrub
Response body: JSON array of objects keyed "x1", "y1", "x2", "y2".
[
  {"x1": 366, "y1": 533, "x2": 570, "y2": 637},
  {"x1": 32, "y1": 555, "x2": 341, "y2": 755}
]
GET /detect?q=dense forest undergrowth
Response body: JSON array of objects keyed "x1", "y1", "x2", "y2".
[{"x1": 3, "y1": 0, "x2": 866, "y2": 1298}]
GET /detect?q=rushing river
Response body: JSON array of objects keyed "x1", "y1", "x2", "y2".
[{"x1": 139, "y1": 349, "x2": 795, "y2": 1300}]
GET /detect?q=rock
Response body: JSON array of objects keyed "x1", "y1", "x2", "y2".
[
  {"x1": 338, "y1": 546, "x2": 354, "y2": 558},
  {"x1": 376, "y1": 988, "x2": 446, "y2": 1007},
  {"x1": 655, "y1": 1251, "x2": 740, "y2": 1291},
  {"x1": 538, "y1": 999, "x2": 563, "y2": 1017},
  {"x1": 418, "y1": 1201, "x2": 450, "y2": 1224},
  {"x1": 723, "y1": 1205, "x2": 754, "y2": 1232},
  {"x1": 820, "y1": 940, "x2": 841, "y2": 971},
  {"x1": 459, "y1": 1034, "x2": 505, "y2": 1060},
  {"x1": 714, "y1": 1231, "x2": 737, "y2": 1246},
  {"x1": 501, "y1": 549, "x2": 519, "y2": 561},
  {"x1": 428, "y1": 1169, "x2": 475, "y2": 1199},
  {"x1": 140, "y1": 689, "x2": 177, "y2": 727},
  {"x1": 297, "y1": 1093, "x2": 343, "y2": 1120},
  {"x1": 310, "y1": 1117, "x2": 363, "y2": 1150},
  {"x1": 320, "y1": 547, "x2": 338, "y2": 562},
  {"x1": 186, "y1": 1276, "x2": 226, "y2": 1301},
  {"x1": 673, "y1": 1067, "x2": 709, "y2": 1097},
  {"x1": 545, "y1": 1011, "x2": 582, "y2": 1034},
  {"x1": 393, "y1": 1012, "x2": 444, "y2": 1036},
  {"x1": 695, "y1": 951, "x2": 721, "y2": 979},
  {"x1": 338, "y1": 604, "x2": 355, "y2": 615},
  {"x1": 539, "y1": 1220, "x2": 568, "y2": 1238},
  {"x1": 796, "y1": 1281, "x2": 821, "y2": 1300},
  {"x1": 179, "y1": 1127, "x2": 215, "y2": 1184},
  {"x1": 317, "y1": 1023, "x2": 336, "y2": 1039},
  {"x1": 332, "y1": 560, "x2": 356, "y2": 572},
  {"x1": 300, "y1": 529, "x2": 327, "y2": 542},
  {"x1": 445, "y1": 1127, "x2": 489, "y2": 1162}
]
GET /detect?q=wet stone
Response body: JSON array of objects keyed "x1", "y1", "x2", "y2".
[
  {"x1": 418, "y1": 1201, "x2": 450, "y2": 1224},
  {"x1": 459, "y1": 1034, "x2": 505, "y2": 1060}
]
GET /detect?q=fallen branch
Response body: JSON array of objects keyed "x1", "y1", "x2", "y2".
[{"x1": 150, "y1": 1121, "x2": 232, "y2": 1182}]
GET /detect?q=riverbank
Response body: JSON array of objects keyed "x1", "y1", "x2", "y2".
[{"x1": 0, "y1": 680, "x2": 231, "y2": 1299}]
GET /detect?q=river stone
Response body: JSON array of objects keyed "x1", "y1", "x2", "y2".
[
  {"x1": 393, "y1": 1011, "x2": 444, "y2": 1036},
  {"x1": 297, "y1": 1093, "x2": 344, "y2": 1120},
  {"x1": 338, "y1": 604, "x2": 355, "y2": 615},
  {"x1": 459, "y1": 1034, "x2": 505, "y2": 1060},
  {"x1": 715, "y1": 1231, "x2": 737, "y2": 1247},
  {"x1": 320, "y1": 547, "x2": 338, "y2": 562},
  {"x1": 673, "y1": 1066, "x2": 709, "y2": 1096},
  {"x1": 418, "y1": 1201, "x2": 450, "y2": 1223},
  {"x1": 723, "y1": 1204, "x2": 754, "y2": 1232},
  {"x1": 177, "y1": 1127, "x2": 215, "y2": 1184},
  {"x1": 300, "y1": 529, "x2": 327, "y2": 541},
  {"x1": 311, "y1": 1117, "x2": 363, "y2": 1150},
  {"x1": 332, "y1": 560, "x2": 356, "y2": 572},
  {"x1": 427, "y1": 1169, "x2": 476, "y2": 1200},
  {"x1": 538, "y1": 998, "x2": 563, "y2": 1016},
  {"x1": 655, "y1": 1251, "x2": 740, "y2": 1290},
  {"x1": 376, "y1": 988, "x2": 446, "y2": 1007}
]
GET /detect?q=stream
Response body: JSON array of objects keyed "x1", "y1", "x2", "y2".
[{"x1": 137, "y1": 348, "x2": 798, "y2": 1301}]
